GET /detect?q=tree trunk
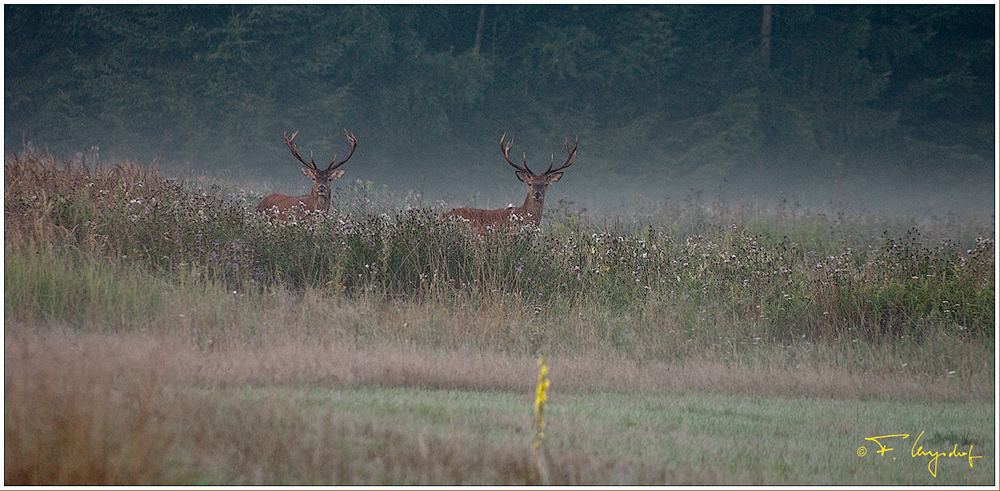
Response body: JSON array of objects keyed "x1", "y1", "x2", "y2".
[
  {"x1": 760, "y1": 5, "x2": 772, "y2": 68},
  {"x1": 472, "y1": 5, "x2": 486, "y2": 55}
]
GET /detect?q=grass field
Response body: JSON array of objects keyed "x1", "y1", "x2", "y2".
[{"x1": 4, "y1": 151, "x2": 996, "y2": 485}]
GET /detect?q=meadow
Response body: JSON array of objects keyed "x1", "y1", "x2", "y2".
[{"x1": 4, "y1": 152, "x2": 996, "y2": 485}]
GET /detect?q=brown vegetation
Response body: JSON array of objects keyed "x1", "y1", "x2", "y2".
[
  {"x1": 6, "y1": 326, "x2": 990, "y2": 485},
  {"x1": 5, "y1": 151, "x2": 993, "y2": 484}
]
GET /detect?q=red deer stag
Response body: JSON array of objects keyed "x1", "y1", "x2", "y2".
[
  {"x1": 445, "y1": 133, "x2": 577, "y2": 233},
  {"x1": 256, "y1": 129, "x2": 357, "y2": 219}
]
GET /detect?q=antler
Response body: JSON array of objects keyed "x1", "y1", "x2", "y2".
[
  {"x1": 500, "y1": 132, "x2": 533, "y2": 175},
  {"x1": 284, "y1": 130, "x2": 318, "y2": 170},
  {"x1": 500, "y1": 133, "x2": 578, "y2": 176},
  {"x1": 284, "y1": 129, "x2": 358, "y2": 171},
  {"x1": 328, "y1": 129, "x2": 357, "y2": 171},
  {"x1": 545, "y1": 136, "x2": 578, "y2": 175}
]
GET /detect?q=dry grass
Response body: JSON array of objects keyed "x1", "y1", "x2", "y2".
[
  {"x1": 7, "y1": 151, "x2": 993, "y2": 345},
  {"x1": 0, "y1": 329, "x2": 704, "y2": 484},
  {"x1": 4, "y1": 151, "x2": 993, "y2": 484},
  {"x1": 4, "y1": 330, "x2": 178, "y2": 484},
  {"x1": 5, "y1": 327, "x2": 991, "y2": 485}
]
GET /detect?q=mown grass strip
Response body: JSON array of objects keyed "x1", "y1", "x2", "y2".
[{"x1": 178, "y1": 383, "x2": 995, "y2": 485}]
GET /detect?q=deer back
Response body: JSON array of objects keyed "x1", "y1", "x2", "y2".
[
  {"x1": 256, "y1": 192, "x2": 330, "y2": 218},
  {"x1": 444, "y1": 206, "x2": 521, "y2": 234}
]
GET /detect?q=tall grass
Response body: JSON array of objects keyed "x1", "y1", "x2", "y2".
[
  {"x1": 4, "y1": 333, "x2": 178, "y2": 484},
  {"x1": 4, "y1": 150, "x2": 994, "y2": 485},
  {"x1": 6, "y1": 150, "x2": 993, "y2": 350}
]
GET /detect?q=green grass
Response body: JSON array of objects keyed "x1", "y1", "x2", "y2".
[
  {"x1": 4, "y1": 246, "x2": 168, "y2": 330},
  {"x1": 184, "y1": 384, "x2": 994, "y2": 485},
  {"x1": 5, "y1": 151, "x2": 994, "y2": 348},
  {"x1": 4, "y1": 151, "x2": 995, "y2": 485},
  {"x1": 5, "y1": 332, "x2": 994, "y2": 485}
]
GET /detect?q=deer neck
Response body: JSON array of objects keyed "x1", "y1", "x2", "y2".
[
  {"x1": 305, "y1": 193, "x2": 331, "y2": 213},
  {"x1": 517, "y1": 192, "x2": 545, "y2": 224}
]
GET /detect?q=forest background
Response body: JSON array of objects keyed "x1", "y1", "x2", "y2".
[
  {"x1": 4, "y1": 6, "x2": 996, "y2": 484},
  {"x1": 4, "y1": 4, "x2": 995, "y2": 212}
]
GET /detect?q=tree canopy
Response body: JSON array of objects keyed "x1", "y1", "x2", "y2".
[{"x1": 5, "y1": 5, "x2": 994, "y2": 191}]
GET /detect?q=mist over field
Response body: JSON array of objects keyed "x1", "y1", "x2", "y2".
[
  {"x1": 6, "y1": 6, "x2": 996, "y2": 485},
  {"x1": 5, "y1": 5, "x2": 995, "y2": 216}
]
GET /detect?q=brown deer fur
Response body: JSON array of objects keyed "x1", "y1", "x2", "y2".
[
  {"x1": 445, "y1": 134, "x2": 576, "y2": 233},
  {"x1": 257, "y1": 129, "x2": 356, "y2": 219}
]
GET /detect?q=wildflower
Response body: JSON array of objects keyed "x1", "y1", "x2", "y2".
[{"x1": 533, "y1": 356, "x2": 550, "y2": 451}]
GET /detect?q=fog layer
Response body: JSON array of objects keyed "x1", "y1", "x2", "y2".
[{"x1": 5, "y1": 5, "x2": 995, "y2": 215}]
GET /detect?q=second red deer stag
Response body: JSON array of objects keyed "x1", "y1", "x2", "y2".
[
  {"x1": 445, "y1": 133, "x2": 577, "y2": 233},
  {"x1": 256, "y1": 129, "x2": 357, "y2": 219}
]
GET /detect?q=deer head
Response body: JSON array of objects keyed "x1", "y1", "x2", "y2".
[
  {"x1": 256, "y1": 129, "x2": 357, "y2": 218},
  {"x1": 501, "y1": 132, "x2": 577, "y2": 214},
  {"x1": 444, "y1": 133, "x2": 578, "y2": 233}
]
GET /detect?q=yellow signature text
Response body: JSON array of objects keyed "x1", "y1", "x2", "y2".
[{"x1": 860, "y1": 431, "x2": 983, "y2": 478}]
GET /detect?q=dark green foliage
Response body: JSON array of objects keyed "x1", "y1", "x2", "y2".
[{"x1": 5, "y1": 5, "x2": 993, "y2": 181}]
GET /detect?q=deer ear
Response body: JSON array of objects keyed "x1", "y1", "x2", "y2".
[
  {"x1": 515, "y1": 170, "x2": 531, "y2": 183},
  {"x1": 331, "y1": 169, "x2": 346, "y2": 180},
  {"x1": 545, "y1": 172, "x2": 563, "y2": 183},
  {"x1": 301, "y1": 166, "x2": 316, "y2": 179}
]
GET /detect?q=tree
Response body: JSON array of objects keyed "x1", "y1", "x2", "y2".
[{"x1": 4, "y1": 5, "x2": 992, "y2": 184}]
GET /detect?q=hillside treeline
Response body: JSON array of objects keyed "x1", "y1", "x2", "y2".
[{"x1": 5, "y1": 5, "x2": 994, "y2": 180}]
